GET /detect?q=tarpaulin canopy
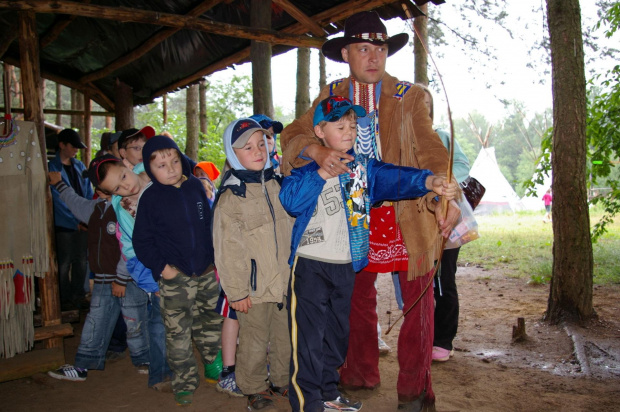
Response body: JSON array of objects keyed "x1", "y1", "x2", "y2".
[{"x1": 0, "y1": 0, "x2": 444, "y2": 111}]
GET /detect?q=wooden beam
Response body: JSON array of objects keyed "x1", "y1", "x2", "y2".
[
  {"x1": 2, "y1": 107, "x2": 114, "y2": 116},
  {"x1": 1, "y1": 55, "x2": 114, "y2": 112},
  {"x1": 272, "y1": 0, "x2": 326, "y2": 37},
  {"x1": 33, "y1": 309, "x2": 80, "y2": 326},
  {"x1": 34, "y1": 323, "x2": 73, "y2": 341},
  {"x1": 0, "y1": 1, "x2": 325, "y2": 49},
  {"x1": 80, "y1": 0, "x2": 225, "y2": 84},
  {"x1": 0, "y1": 347, "x2": 65, "y2": 383},
  {"x1": 150, "y1": 0, "x2": 403, "y2": 100}
]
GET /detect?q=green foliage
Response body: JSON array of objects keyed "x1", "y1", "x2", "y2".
[
  {"x1": 459, "y1": 211, "x2": 620, "y2": 285},
  {"x1": 587, "y1": 3, "x2": 620, "y2": 241},
  {"x1": 131, "y1": 75, "x2": 253, "y2": 170}
]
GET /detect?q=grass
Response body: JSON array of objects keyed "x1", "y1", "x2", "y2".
[{"x1": 458, "y1": 208, "x2": 620, "y2": 285}]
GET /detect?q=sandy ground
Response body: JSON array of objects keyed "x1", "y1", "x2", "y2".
[{"x1": 2, "y1": 265, "x2": 619, "y2": 411}]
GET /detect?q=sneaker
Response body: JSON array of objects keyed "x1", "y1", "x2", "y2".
[
  {"x1": 135, "y1": 363, "x2": 150, "y2": 374},
  {"x1": 323, "y1": 395, "x2": 362, "y2": 412},
  {"x1": 47, "y1": 364, "x2": 87, "y2": 382},
  {"x1": 216, "y1": 371, "x2": 244, "y2": 398},
  {"x1": 378, "y1": 337, "x2": 391, "y2": 355},
  {"x1": 270, "y1": 382, "x2": 289, "y2": 398},
  {"x1": 174, "y1": 391, "x2": 193, "y2": 406},
  {"x1": 431, "y1": 346, "x2": 454, "y2": 362},
  {"x1": 247, "y1": 390, "x2": 275, "y2": 410}
]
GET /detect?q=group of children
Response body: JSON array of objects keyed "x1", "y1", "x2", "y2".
[{"x1": 47, "y1": 96, "x2": 457, "y2": 411}]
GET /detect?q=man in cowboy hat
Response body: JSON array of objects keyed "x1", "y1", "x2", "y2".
[{"x1": 281, "y1": 10, "x2": 459, "y2": 412}]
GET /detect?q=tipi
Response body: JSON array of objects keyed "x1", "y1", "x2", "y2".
[{"x1": 469, "y1": 147, "x2": 524, "y2": 214}]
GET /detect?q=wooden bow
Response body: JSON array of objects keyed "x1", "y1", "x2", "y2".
[{"x1": 385, "y1": 5, "x2": 455, "y2": 335}]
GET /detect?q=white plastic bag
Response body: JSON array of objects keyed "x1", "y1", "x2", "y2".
[{"x1": 445, "y1": 195, "x2": 479, "y2": 249}]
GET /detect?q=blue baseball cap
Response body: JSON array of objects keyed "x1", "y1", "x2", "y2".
[
  {"x1": 313, "y1": 96, "x2": 366, "y2": 126},
  {"x1": 250, "y1": 114, "x2": 283, "y2": 134}
]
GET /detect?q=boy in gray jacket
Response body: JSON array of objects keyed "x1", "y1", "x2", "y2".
[{"x1": 47, "y1": 155, "x2": 150, "y2": 383}]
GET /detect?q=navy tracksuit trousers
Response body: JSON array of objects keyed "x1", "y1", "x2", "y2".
[{"x1": 288, "y1": 256, "x2": 356, "y2": 412}]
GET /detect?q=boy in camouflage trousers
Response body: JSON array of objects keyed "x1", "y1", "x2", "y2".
[{"x1": 133, "y1": 136, "x2": 221, "y2": 406}]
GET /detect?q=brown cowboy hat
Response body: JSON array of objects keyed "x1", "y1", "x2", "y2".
[{"x1": 322, "y1": 11, "x2": 409, "y2": 63}]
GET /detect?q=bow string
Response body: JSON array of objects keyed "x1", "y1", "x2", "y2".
[{"x1": 385, "y1": 5, "x2": 455, "y2": 335}]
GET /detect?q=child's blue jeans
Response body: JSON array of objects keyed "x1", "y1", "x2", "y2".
[
  {"x1": 147, "y1": 292, "x2": 173, "y2": 387},
  {"x1": 74, "y1": 281, "x2": 149, "y2": 370}
]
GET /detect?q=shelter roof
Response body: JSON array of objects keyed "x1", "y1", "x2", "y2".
[{"x1": 0, "y1": 0, "x2": 444, "y2": 112}]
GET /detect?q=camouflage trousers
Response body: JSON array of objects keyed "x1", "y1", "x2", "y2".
[{"x1": 159, "y1": 270, "x2": 222, "y2": 394}]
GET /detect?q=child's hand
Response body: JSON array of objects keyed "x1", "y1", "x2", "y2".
[
  {"x1": 111, "y1": 282, "x2": 126, "y2": 297},
  {"x1": 161, "y1": 264, "x2": 179, "y2": 280},
  {"x1": 426, "y1": 176, "x2": 458, "y2": 200},
  {"x1": 230, "y1": 297, "x2": 252, "y2": 314},
  {"x1": 49, "y1": 171, "x2": 62, "y2": 185}
]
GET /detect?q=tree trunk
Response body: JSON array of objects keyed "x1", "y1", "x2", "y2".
[
  {"x1": 55, "y1": 82, "x2": 62, "y2": 126},
  {"x1": 250, "y1": 0, "x2": 273, "y2": 117},
  {"x1": 545, "y1": 0, "x2": 593, "y2": 323},
  {"x1": 295, "y1": 47, "x2": 311, "y2": 118},
  {"x1": 114, "y1": 78, "x2": 134, "y2": 131},
  {"x1": 163, "y1": 94, "x2": 167, "y2": 126},
  {"x1": 319, "y1": 51, "x2": 326, "y2": 91},
  {"x1": 199, "y1": 80, "x2": 208, "y2": 135},
  {"x1": 414, "y1": 3, "x2": 428, "y2": 85},
  {"x1": 185, "y1": 84, "x2": 199, "y2": 161}
]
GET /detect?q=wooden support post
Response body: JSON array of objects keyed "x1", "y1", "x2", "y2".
[
  {"x1": 83, "y1": 94, "x2": 92, "y2": 165},
  {"x1": 250, "y1": 0, "x2": 274, "y2": 118},
  {"x1": 18, "y1": 10, "x2": 64, "y2": 351},
  {"x1": 3, "y1": 63, "x2": 11, "y2": 134},
  {"x1": 105, "y1": 114, "x2": 113, "y2": 130},
  {"x1": 114, "y1": 78, "x2": 133, "y2": 130},
  {"x1": 18, "y1": 11, "x2": 44, "y2": 142}
]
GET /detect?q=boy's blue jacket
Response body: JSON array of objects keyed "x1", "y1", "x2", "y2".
[
  {"x1": 48, "y1": 154, "x2": 94, "y2": 229},
  {"x1": 279, "y1": 150, "x2": 432, "y2": 272},
  {"x1": 133, "y1": 136, "x2": 214, "y2": 280}
]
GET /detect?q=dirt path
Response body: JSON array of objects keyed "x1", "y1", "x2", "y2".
[{"x1": 2, "y1": 266, "x2": 619, "y2": 411}]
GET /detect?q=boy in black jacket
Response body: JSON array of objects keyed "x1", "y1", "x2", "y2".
[{"x1": 133, "y1": 136, "x2": 221, "y2": 406}]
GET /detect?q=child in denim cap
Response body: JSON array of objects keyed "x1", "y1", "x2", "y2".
[
  {"x1": 279, "y1": 96, "x2": 457, "y2": 412},
  {"x1": 212, "y1": 118, "x2": 293, "y2": 410},
  {"x1": 133, "y1": 136, "x2": 221, "y2": 406}
]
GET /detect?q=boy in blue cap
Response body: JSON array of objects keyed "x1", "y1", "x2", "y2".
[{"x1": 279, "y1": 96, "x2": 457, "y2": 412}]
